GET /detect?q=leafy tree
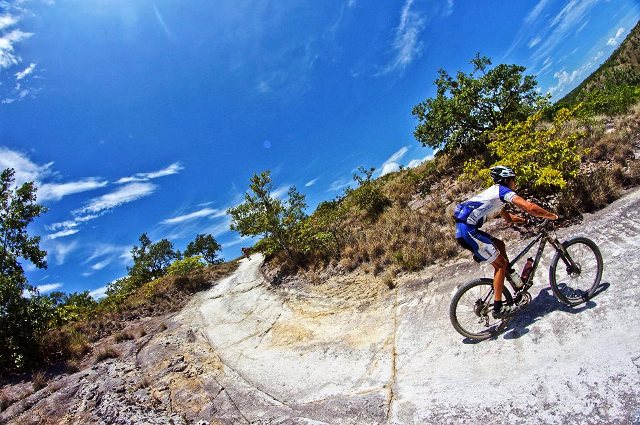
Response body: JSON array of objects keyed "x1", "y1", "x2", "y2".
[
  {"x1": 184, "y1": 234, "x2": 223, "y2": 264},
  {"x1": 128, "y1": 233, "x2": 180, "y2": 283},
  {"x1": 0, "y1": 168, "x2": 49, "y2": 372},
  {"x1": 227, "y1": 171, "x2": 307, "y2": 261},
  {"x1": 412, "y1": 54, "x2": 549, "y2": 152}
]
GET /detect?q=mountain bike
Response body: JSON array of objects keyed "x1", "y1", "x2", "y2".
[{"x1": 449, "y1": 222, "x2": 603, "y2": 341}]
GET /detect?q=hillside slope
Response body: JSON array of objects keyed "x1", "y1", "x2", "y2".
[
  {"x1": 559, "y1": 20, "x2": 640, "y2": 105},
  {"x1": 3, "y1": 185, "x2": 639, "y2": 424}
]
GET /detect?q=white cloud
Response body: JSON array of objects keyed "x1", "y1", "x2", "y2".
[
  {"x1": 35, "y1": 283, "x2": 63, "y2": 294},
  {"x1": 528, "y1": 37, "x2": 541, "y2": 48},
  {"x1": 75, "y1": 182, "x2": 157, "y2": 215},
  {"x1": 204, "y1": 216, "x2": 233, "y2": 238},
  {"x1": 0, "y1": 29, "x2": 33, "y2": 69},
  {"x1": 15, "y1": 62, "x2": 35, "y2": 80},
  {"x1": 530, "y1": 0, "x2": 599, "y2": 63},
  {"x1": 91, "y1": 258, "x2": 112, "y2": 271},
  {"x1": 0, "y1": 146, "x2": 52, "y2": 186},
  {"x1": 0, "y1": 14, "x2": 20, "y2": 31},
  {"x1": 47, "y1": 241, "x2": 77, "y2": 266},
  {"x1": 380, "y1": 162, "x2": 400, "y2": 176},
  {"x1": 271, "y1": 185, "x2": 290, "y2": 200},
  {"x1": 116, "y1": 162, "x2": 184, "y2": 184},
  {"x1": 89, "y1": 286, "x2": 109, "y2": 300},
  {"x1": 328, "y1": 177, "x2": 352, "y2": 192},
  {"x1": 525, "y1": 0, "x2": 552, "y2": 25},
  {"x1": 305, "y1": 177, "x2": 319, "y2": 187},
  {"x1": 607, "y1": 27, "x2": 625, "y2": 46},
  {"x1": 407, "y1": 153, "x2": 435, "y2": 168},
  {"x1": 47, "y1": 228, "x2": 80, "y2": 240},
  {"x1": 161, "y1": 207, "x2": 224, "y2": 225},
  {"x1": 378, "y1": 0, "x2": 426, "y2": 75},
  {"x1": 153, "y1": 4, "x2": 174, "y2": 40},
  {"x1": 549, "y1": 49, "x2": 604, "y2": 97},
  {"x1": 38, "y1": 178, "x2": 108, "y2": 202},
  {"x1": 379, "y1": 146, "x2": 409, "y2": 177}
]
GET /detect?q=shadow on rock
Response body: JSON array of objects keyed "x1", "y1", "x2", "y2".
[{"x1": 503, "y1": 281, "x2": 610, "y2": 340}]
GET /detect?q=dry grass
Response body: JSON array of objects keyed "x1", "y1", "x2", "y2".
[
  {"x1": 31, "y1": 371, "x2": 48, "y2": 392},
  {"x1": 0, "y1": 390, "x2": 13, "y2": 412},
  {"x1": 95, "y1": 346, "x2": 120, "y2": 363}
]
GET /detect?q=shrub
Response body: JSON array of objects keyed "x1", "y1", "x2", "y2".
[
  {"x1": 167, "y1": 256, "x2": 205, "y2": 277},
  {"x1": 462, "y1": 107, "x2": 587, "y2": 191}
]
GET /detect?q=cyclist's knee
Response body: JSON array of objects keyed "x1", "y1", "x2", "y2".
[{"x1": 492, "y1": 254, "x2": 508, "y2": 269}]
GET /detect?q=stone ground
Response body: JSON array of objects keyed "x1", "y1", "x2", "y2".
[{"x1": 2, "y1": 188, "x2": 640, "y2": 424}]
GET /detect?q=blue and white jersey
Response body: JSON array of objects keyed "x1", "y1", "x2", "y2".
[{"x1": 454, "y1": 184, "x2": 516, "y2": 227}]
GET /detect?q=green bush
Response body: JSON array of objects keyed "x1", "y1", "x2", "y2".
[
  {"x1": 167, "y1": 256, "x2": 205, "y2": 277},
  {"x1": 462, "y1": 107, "x2": 587, "y2": 190}
]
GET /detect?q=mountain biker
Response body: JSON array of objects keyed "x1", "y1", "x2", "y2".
[{"x1": 453, "y1": 165, "x2": 558, "y2": 318}]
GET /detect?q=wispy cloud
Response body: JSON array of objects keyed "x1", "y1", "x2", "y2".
[
  {"x1": 46, "y1": 241, "x2": 78, "y2": 266},
  {"x1": 271, "y1": 184, "x2": 291, "y2": 200},
  {"x1": 0, "y1": 14, "x2": 20, "y2": 31},
  {"x1": 116, "y1": 162, "x2": 184, "y2": 184},
  {"x1": 379, "y1": 146, "x2": 409, "y2": 176},
  {"x1": 15, "y1": 62, "x2": 35, "y2": 80},
  {"x1": 377, "y1": 0, "x2": 426, "y2": 76},
  {"x1": 47, "y1": 228, "x2": 80, "y2": 240},
  {"x1": 36, "y1": 283, "x2": 63, "y2": 294},
  {"x1": 305, "y1": 177, "x2": 319, "y2": 187},
  {"x1": 0, "y1": 146, "x2": 52, "y2": 185},
  {"x1": 161, "y1": 207, "x2": 225, "y2": 225},
  {"x1": 0, "y1": 29, "x2": 32, "y2": 69},
  {"x1": 607, "y1": 27, "x2": 626, "y2": 46},
  {"x1": 328, "y1": 177, "x2": 353, "y2": 192},
  {"x1": 549, "y1": 50, "x2": 604, "y2": 97},
  {"x1": 89, "y1": 286, "x2": 109, "y2": 300},
  {"x1": 529, "y1": 0, "x2": 600, "y2": 64},
  {"x1": 75, "y1": 182, "x2": 157, "y2": 215},
  {"x1": 39, "y1": 178, "x2": 109, "y2": 202},
  {"x1": 153, "y1": 4, "x2": 174, "y2": 40}
]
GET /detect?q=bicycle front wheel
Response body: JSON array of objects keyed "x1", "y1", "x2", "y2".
[
  {"x1": 449, "y1": 278, "x2": 512, "y2": 341},
  {"x1": 549, "y1": 237, "x2": 603, "y2": 306}
]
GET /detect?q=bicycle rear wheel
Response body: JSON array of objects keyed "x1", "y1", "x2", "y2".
[
  {"x1": 549, "y1": 237, "x2": 603, "y2": 306},
  {"x1": 449, "y1": 278, "x2": 512, "y2": 341}
]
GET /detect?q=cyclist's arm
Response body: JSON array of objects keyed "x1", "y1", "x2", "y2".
[
  {"x1": 512, "y1": 195, "x2": 558, "y2": 220},
  {"x1": 499, "y1": 208, "x2": 526, "y2": 223}
]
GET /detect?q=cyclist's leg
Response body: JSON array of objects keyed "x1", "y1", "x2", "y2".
[{"x1": 466, "y1": 228, "x2": 507, "y2": 302}]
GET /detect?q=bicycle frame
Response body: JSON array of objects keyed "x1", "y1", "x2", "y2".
[{"x1": 505, "y1": 228, "x2": 576, "y2": 293}]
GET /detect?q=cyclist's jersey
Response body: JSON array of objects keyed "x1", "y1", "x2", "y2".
[{"x1": 454, "y1": 184, "x2": 516, "y2": 227}]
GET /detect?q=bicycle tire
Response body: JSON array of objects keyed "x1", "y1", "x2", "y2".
[
  {"x1": 549, "y1": 237, "x2": 603, "y2": 306},
  {"x1": 449, "y1": 278, "x2": 513, "y2": 341}
]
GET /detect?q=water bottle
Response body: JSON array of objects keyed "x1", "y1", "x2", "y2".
[
  {"x1": 508, "y1": 268, "x2": 523, "y2": 289},
  {"x1": 520, "y1": 257, "x2": 534, "y2": 282}
]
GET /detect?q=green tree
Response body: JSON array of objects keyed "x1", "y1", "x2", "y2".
[
  {"x1": 0, "y1": 168, "x2": 49, "y2": 372},
  {"x1": 184, "y1": 234, "x2": 223, "y2": 264},
  {"x1": 412, "y1": 54, "x2": 549, "y2": 152},
  {"x1": 227, "y1": 171, "x2": 307, "y2": 262},
  {"x1": 128, "y1": 233, "x2": 180, "y2": 283}
]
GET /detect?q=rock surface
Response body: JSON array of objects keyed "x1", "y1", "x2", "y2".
[{"x1": 2, "y1": 188, "x2": 640, "y2": 424}]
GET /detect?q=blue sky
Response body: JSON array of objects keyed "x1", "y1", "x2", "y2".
[{"x1": 1, "y1": 0, "x2": 638, "y2": 298}]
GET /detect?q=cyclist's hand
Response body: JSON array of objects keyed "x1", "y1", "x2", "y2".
[{"x1": 511, "y1": 215, "x2": 527, "y2": 224}]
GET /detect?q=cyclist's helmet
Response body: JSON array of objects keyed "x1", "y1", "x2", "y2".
[{"x1": 490, "y1": 165, "x2": 516, "y2": 184}]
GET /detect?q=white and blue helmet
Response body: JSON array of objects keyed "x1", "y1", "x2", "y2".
[{"x1": 490, "y1": 165, "x2": 516, "y2": 184}]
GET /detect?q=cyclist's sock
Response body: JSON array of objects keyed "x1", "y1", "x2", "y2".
[{"x1": 493, "y1": 300, "x2": 503, "y2": 312}]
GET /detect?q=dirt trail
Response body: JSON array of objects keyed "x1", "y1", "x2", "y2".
[{"x1": 189, "y1": 188, "x2": 640, "y2": 424}]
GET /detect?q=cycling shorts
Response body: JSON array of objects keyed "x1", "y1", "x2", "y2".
[{"x1": 455, "y1": 222, "x2": 499, "y2": 263}]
